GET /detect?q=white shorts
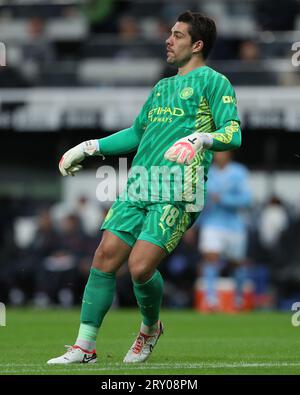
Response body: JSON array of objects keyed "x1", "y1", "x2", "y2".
[{"x1": 199, "y1": 226, "x2": 247, "y2": 261}]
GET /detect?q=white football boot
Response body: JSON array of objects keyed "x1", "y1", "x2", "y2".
[
  {"x1": 123, "y1": 321, "x2": 164, "y2": 363},
  {"x1": 47, "y1": 345, "x2": 97, "y2": 364}
]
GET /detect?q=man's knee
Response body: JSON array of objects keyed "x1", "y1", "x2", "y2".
[
  {"x1": 92, "y1": 243, "x2": 115, "y2": 272},
  {"x1": 203, "y1": 252, "x2": 220, "y2": 263},
  {"x1": 92, "y1": 233, "x2": 130, "y2": 273},
  {"x1": 128, "y1": 240, "x2": 166, "y2": 283},
  {"x1": 128, "y1": 256, "x2": 153, "y2": 283},
  {"x1": 93, "y1": 242, "x2": 114, "y2": 263}
]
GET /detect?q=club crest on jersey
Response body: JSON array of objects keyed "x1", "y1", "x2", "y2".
[{"x1": 179, "y1": 87, "x2": 194, "y2": 100}]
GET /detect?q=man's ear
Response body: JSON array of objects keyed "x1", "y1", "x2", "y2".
[{"x1": 192, "y1": 40, "x2": 204, "y2": 54}]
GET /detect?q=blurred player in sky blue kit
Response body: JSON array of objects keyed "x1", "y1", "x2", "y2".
[{"x1": 198, "y1": 151, "x2": 252, "y2": 310}]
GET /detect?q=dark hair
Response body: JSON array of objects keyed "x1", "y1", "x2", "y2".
[{"x1": 177, "y1": 11, "x2": 217, "y2": 59}]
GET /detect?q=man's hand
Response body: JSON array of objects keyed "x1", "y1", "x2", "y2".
[
  {"x1": 59, "y1": 140, "x2": 101, "y2": 176},
  {"x1": 164, "y1": 132, "x2": 213, "y2": 165}
]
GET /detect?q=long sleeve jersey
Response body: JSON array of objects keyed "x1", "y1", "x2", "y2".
[{"x1": 99, "y1": 65, "x2": 242, "y2": 210}]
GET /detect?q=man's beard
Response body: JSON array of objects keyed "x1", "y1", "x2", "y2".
[{"x1": 167, "y1": 54, "x2": 191, "y2": 68}]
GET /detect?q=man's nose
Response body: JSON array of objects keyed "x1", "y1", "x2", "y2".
[{"x1": 166, "y1": 36, "x2": 172, "y2": 46}]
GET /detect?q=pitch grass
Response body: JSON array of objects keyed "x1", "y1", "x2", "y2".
[{"x1": 0, "y1": 308, "x2": 300, "y2": 375}]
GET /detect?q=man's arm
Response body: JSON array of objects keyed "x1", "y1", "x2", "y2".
[
  {"x1": 205, "y1": 74, "x2": 241, "y2": 151},
  {"x1": 59, "y1": 90, "x2": 154, "y2": 176},
  {"x1": 164, "y1": 74, "x2": 241, "y2": 165},
  {"x1": 98, "y1": 87, "x2": 155, "y2": 155},
  {"x1": 98, "y1": 125, "x2": 143, "y2": 156}
]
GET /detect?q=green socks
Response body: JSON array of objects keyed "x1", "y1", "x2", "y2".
[
  {"x1": 76, "y1": 323, "x2": 98, "y2": 351},
  {"x1": 76, "y1": 267, "x2": 164, "y2": 351},
  {"x1": 133, "y1": 270, "x2": 164, "y2": 327},
  {"x1": 77, "y1": 268, "x2": 116, "y2": 350}
]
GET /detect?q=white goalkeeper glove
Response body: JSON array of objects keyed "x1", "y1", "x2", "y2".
[
  {"x1": 59, "y1": 139, "x2": 103, "y2": 176},
  {"x1": 164, "y1": 132, "x2": 213, "y2": 165}
]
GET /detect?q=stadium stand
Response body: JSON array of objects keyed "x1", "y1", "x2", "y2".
[{"x1": 1, "y1": 0, "x2": 300, "y2": 310}]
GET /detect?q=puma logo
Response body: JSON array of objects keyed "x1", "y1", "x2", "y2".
[
  {"x1": 83, "y1": 299, "x2": 92, "y2": 305},
  {"x1": 159, "y1": 222, "x2": 167, "y2": 235}
]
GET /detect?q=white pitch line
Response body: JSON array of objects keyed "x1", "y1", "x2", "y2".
[{"x1": 1, "y1": 361, "x2": 300, "y2": 373}]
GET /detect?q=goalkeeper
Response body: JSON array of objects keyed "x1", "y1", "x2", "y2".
[{"x1": 48, "y1": 11, "x2": 241, "y2": 365}]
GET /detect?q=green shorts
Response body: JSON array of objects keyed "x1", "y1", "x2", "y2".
[{"x1": 101, "y1": 198, "x2": 200, "y2": 254}]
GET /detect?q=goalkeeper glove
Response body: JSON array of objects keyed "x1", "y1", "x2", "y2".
[
  {"x1": 59, "y1": 139, "x2": 103, "y2": 176},
  {"x1": 164, "y1": 132, "x2": 213, "y2": 165}
]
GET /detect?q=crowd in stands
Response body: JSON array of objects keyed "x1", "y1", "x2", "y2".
[
  {"x1": 1, "y1": 1, "x2": 300, "y2": 310},
  {"x1": 0, "y1": 186, "x2": 297, "y2": 310},
  {"x1": 0, "y1": 0, "x2": 299, "y2": 87}
]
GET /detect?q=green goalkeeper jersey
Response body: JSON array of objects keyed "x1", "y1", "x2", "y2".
[{"x1": 99, "y1": 65, "x2": 241, "y2": 209}]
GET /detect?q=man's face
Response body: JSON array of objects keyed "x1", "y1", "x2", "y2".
[
  {"x1": 213, "y1": 151, "x2": 232, "y2": 167},
  {"x1": 165, "y1": 22, "x2": 200, "y2": 67}
]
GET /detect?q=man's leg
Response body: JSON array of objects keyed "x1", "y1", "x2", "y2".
[
  {"x1": 77, "y1": 231, "x2": 132, "y2": 348},
  {"x1": 123, "y1": 240, "x2": 166, "y2": 363},
  {"x1": 227, "y1": 231, "x2": 249, "y2": 310},
  {"x1": 199, "y1": 227, "x2": 223, "y2": 310},
  {"x1": 122, "y1": 203, "x2": 192, "y2": 363},
  {"x1": 202, "y1": 252, "x2": 221, "y2": 310},
  {"x1": 233, "y1": 262, "x2": 248, "y2": 309},
  {"x1": 47, "y1": 230, "x2": 132, "y2": 364},
  {"x1": 129, "y1": 240, "x2": 166, "y2": 327},
  {"x1": 128, "y1": 203, "x2": 191, "y2": 328}
]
